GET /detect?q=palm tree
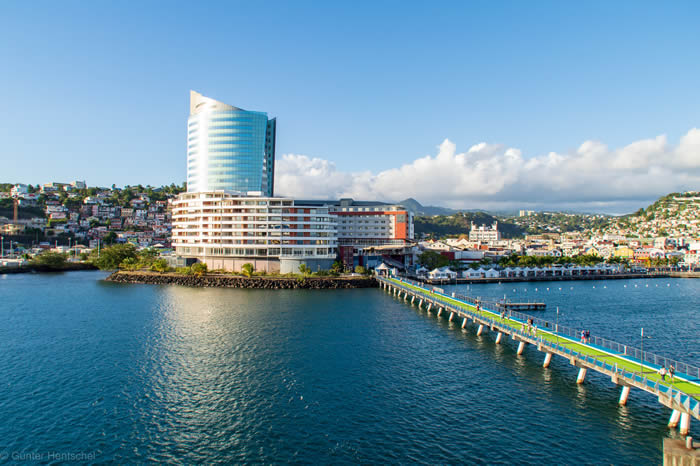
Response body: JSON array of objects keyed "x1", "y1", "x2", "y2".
[{"x1": 241, "y1": 263, "x2": 254, "y2": 277}]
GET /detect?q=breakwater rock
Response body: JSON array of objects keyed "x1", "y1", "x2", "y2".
[{"x1": 105, "y1": 271, "x2": 378, "y2": 289}]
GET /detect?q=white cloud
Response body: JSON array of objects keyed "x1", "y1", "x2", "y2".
[{"x1": 275, "y1": 128, "x2": 700, "y2": 214}]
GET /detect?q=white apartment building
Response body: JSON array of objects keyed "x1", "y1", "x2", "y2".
[
  {"x1": 171, "y1": 191, "x2": 337, "y2": 273},
  {"x1": 469, "y1": 221, "x2": 501, "y2": 242}
]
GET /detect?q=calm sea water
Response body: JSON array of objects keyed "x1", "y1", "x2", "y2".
[{"x1": 0, "y1": 272, "x2": 698, "y2": 464}]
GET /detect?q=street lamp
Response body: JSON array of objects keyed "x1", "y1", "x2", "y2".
[{"x1": 640, "y1": 327, "x2": 652, "y2": 376}]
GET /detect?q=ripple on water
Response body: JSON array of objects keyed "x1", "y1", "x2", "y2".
[{"x1": 0, "y1": 272, "x2": 696, "y2": 463}]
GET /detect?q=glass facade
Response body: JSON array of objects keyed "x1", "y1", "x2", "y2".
[{"x1": 187, "y1": 91, "x2": 276, "y2": 196}]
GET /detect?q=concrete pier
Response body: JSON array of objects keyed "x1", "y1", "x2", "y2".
[
  {"x1": 681, "y1": 412, "x2": 691, "y2": 435},
  {"x1": 378, "y1": 276, "x2": 700, "y2": 438},
  {"x1": 543, "y1": 352, "x2": 552, "y2": 368},
  {"x1": 619, "y1": 386, "x2": 631, "y2": 406},
  {"x1": 577, "y1": 368, "x2": 587, "y2": 384},
  {"x1": 670, "y1": 410, "x2": 682, "y2": 428},
  {"x1": 663, "y1": 437, "x2": 699, "y2": 465}
]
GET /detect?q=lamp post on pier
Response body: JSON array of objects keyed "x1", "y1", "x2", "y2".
[{"x1": 640, "y1": 327, "x2": 652, "y2": 376}]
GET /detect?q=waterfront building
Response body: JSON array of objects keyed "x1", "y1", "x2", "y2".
[
  {"x1": 296, "y1": 198, "x2": 415, "y2": 269},
  {"x1": 187, "y1": 91, "x2": 276, "y2": 196},
  {"x1": 171, "y1": 191, "x2": 337, "y2": 273},
  {"x1": 469, "y1": 221, "x2": 501, "y2": 242}
]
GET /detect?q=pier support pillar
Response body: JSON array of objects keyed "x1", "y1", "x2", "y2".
[
  {"x1": 680, "y1": 413, "x2": 690, "y2": 436},
  {"x1": 437, "y1": 308, "x2": 442, "y2": 317},
  {"x1": 517, "y1": 341, "x2": 526, "y2": 355},
  {"x1": 477, "y1": 324, "x2": 484, "y2": 336},
  {"x1": 618, "y1": 386, "x2": 631, "y2": 406},
  {"x1": 427, "y1": 303, "x2": 432, "y2": 312},
  {"x1": 576, "y1": 368, "x2": 587, "y2": 384},
  {"x1": 449, "y1": 312, "x2": 454, "y2": 322},
  {"x1": 669, "y1": 410, "x2": 682, "y2": 428},
  {"x1": 462, "y1": 318, "x2": 467, "y2": 329},
  {"x1": 543, "y1": 353, "x2": 553, "y2": 368},
  {"x1": 418, "y1": 299, "x2": 423, "y2": 308},
  {"x1": 495, "y1": 332, "x2": 503, "y2": 344},
  {"x1": 404, "y1": 292, "x2": 408, "y2": 300}
]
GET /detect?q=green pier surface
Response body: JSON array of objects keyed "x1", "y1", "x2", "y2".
[{"x1": 386, "y1": 277, "x2": 700, "y2": 400}]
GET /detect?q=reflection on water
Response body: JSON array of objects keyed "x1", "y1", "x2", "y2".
[{"x1": 0, "y1": 272, "x2": 696, "y2": 463}]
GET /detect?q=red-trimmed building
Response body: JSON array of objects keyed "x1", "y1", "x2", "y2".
[{"x1": 300, "y1": 198, "x2": 415, "y2": 269}]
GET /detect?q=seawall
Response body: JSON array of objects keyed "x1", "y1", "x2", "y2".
[{"x1": 105, "y1": 271, "x2": 378, "y2": 289}]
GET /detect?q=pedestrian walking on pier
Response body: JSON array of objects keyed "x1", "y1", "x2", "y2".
[
  {"x1": 585, "y1": 330, "x2": 591, "y2": 344},
  {"x1": 580, "y1": 330, "x2": 585, "y2": 343},
  {"x1": 669, "y1": 364, "x2": 675, "y2": 382},
  {"x1": 658, "y1": 366, "x2": 667, "y2": 381}
]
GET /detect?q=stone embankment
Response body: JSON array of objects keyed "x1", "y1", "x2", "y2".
[{"x1": 105, "y1": 271, "x2": 378, "y2": 289}]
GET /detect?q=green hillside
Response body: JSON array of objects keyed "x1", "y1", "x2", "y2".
[{"x1": 414, "y1": 212, "x2": 524, "y2": 239}]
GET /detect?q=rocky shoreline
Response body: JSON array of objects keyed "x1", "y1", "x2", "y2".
[{"x1": 105, "y1": 271, "x2": 378, "y2": 289}]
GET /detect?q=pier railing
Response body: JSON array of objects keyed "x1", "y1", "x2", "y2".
[{"x1": 389, "y1": 277, "x2": 700, "y2": 381}]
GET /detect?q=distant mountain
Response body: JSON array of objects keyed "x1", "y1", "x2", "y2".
[{"x1": 397, "y1": 198, "x2": 458, "y2": 216}]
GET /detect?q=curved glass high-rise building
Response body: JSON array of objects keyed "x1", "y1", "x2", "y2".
[{"x1": 187, "y1": 90, "x2": 276, "y2": 196}]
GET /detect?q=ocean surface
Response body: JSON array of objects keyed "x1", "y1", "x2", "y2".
[{"x1": 0, "y1": 271, "x2": 698, "y2": 464}]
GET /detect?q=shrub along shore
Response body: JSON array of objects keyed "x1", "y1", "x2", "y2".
[{"x1": 105, "y1": 270, "x2": 378, "y2": 289}]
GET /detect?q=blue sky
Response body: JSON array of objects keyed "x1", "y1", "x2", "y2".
[{"x1": 1, "y1": 1, "x2": 699, "y2": 213}]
